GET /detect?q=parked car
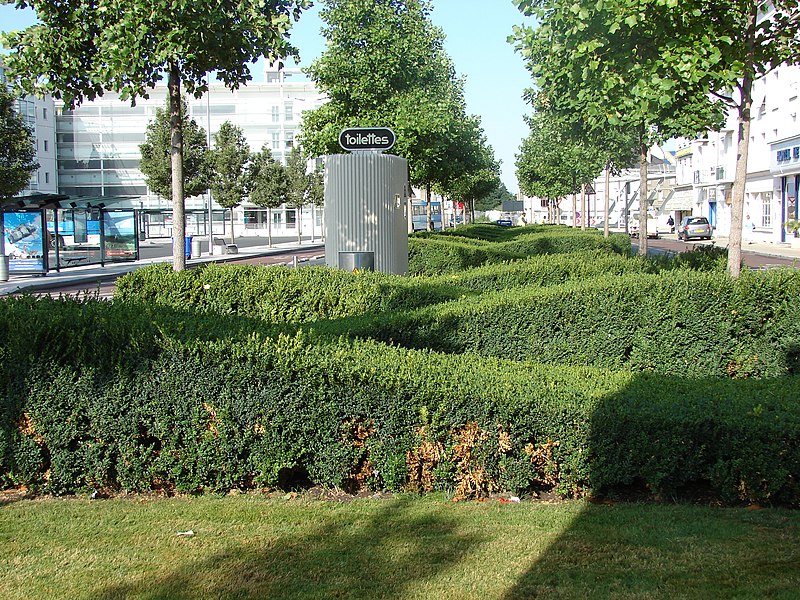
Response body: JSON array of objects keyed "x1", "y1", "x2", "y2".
[{"x1": 677, "y1": 216, "x2": 713, "y2": 241}]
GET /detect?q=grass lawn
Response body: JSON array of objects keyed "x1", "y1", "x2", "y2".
[{"x1": 1, "y1": 493, "x2": 799, "y2": 599}]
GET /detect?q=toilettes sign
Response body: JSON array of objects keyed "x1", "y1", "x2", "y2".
[{"x1": 339, "y1": 127, "x2": 396, "y2": 152}]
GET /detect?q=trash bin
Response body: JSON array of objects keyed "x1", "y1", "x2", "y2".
[
  {"x1": 191, "y1": 237, "x2": 203, "y2": 258},
  {"x1": 184, "y1": 236, "x2": 193, "y2": 259}
]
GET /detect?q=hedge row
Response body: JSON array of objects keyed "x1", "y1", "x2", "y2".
[
  {"x1": 409, "y1": 228, "x2": 632, "y2": 276},
  {"x1": 312, "y1": 268, "x2": 800, "y2": 379},
  {"x1": 114, "y1": 263, "x2": 467, "y2": 323},
  {"x1": 1, "y1": 299, "x2": 799, "y2": 506}
]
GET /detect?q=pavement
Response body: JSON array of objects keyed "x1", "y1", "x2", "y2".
[{"x1": 0, "y1": 239, "x2": 326, "y2": 297}]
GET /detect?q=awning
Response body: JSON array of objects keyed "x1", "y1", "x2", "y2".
[{"x1": 661, "y1": 188, "x2": 695, "y2": 211}]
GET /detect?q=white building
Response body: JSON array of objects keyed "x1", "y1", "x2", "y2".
[
  {"x1": 0, "y1": 58, "x2": 58, "y2": 198},
  {"x1": 54, "y1": 64, "x2": 326, "y2": 239}
]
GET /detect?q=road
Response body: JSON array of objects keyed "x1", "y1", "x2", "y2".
[
  {"x1": 635, "y1": 235, "x2": 800, "y2": 270},
  {"x1": 22, "y1": 245, "x2": 325, "y2": 300}
]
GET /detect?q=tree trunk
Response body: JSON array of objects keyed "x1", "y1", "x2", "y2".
[
  {"x1": 603, "y1": 166, "x2": 610, "y2": 238},
  {"x1": 168, "y1": 64, "x2": 186, "y2": 272},
  {"x1": 297, "y1": 205, "x2": 302, "y2": 244},
  {"x1": 581, "y1": 187, "x2": 587, "y2": 231},
  {"x1": 729, "y1": 11, "x2": 757, "y2": 278},
  {"x1": 572, "y1": 192, "x2": 577, "y2": 227},
  {"x1": 230, "y1": 209, "x2": 236, "y2": 244},
  {"x1": 268, "y1": 208, "x2": 273, "y2": 247},
  {"x1": 425, "y1": 184, "x2": 433, "y2": 231},
  {"x1": 638, "y1": 142, "x2": 649, "y2": 257}
]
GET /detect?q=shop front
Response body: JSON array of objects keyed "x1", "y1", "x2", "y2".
[{"x1": 770, "y1": 135, "x2": 800, "y2": 243}]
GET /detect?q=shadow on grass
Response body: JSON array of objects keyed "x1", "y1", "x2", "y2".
[
  {"x1": 501, "y1": 503, "x2": 800, "y2": 599},
  {"x1": 95, "y1": 497, "x2": 485, "y2": 600}
]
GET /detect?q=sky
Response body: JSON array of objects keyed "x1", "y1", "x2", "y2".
[{"x1": 0, "y1": 1, "x2": 535, "y2": 193}]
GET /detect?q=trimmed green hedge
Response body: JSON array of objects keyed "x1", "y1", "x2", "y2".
[
  {"x1": 409, "y1": 228, "x2": 632, "y2": 276},
  {"x1": 312, "y1": 268, "x2": 800, "y2": 379},
  {"x1": 114, "y1": 263, "x2": 468, "y2": 322},
  {"x1": 1, "y1": 299, "x2": 799, "y2": 506}
]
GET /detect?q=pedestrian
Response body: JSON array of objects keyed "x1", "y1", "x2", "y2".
[{"x1": 666, "y1": 214, "x2": 675, "y2": 233}]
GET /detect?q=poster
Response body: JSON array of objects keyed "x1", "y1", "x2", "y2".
[
  {"x1": 103, "y1": 210, "x2": 138, "y2": 261},
  {"x1": 3, "y1": 210, "x2": 47, "y2": 274}
]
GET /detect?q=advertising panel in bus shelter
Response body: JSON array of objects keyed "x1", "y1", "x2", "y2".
[
  {"x1": 102, "y1": 210, "x2": 138, "y2": 262},
  {"x1": 3, "y1": 210, "x2": 47, "y2": 274}
]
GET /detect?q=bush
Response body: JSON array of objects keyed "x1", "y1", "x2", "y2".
[
  {"x1": 115, "y1": 263, "x2": 467, "y2": 322},
  {"x1": 315, "y1": 269, "x2": 800, "y2": 379},
  {"x1": 2, "y1": 312, "x2": 799, "y2": 506},
  {"x1": 409, "y1": 229, "x2": 631, "y2": 276}
]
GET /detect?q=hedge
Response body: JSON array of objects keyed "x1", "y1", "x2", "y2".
[
  {"x1": 114, "y1": 263, "x2": 468, "y2": 322},
  {"x1": 1, "y1": 298, "x2": 799, "y2": 506},
  {"x1": 311, "y1": 268, "x2": 800, "y2": 379},
  {"x1": 408, "y1": 228, "x2": 632, "y2": 276}
]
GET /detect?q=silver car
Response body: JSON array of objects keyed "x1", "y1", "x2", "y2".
[{"x1": 677, "y1": 216, "x2": 712, "y2": 241}]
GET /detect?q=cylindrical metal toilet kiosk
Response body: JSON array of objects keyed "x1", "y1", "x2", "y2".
[{"x1": 324, "y1": 152, "x2": 409, "y2": 275}]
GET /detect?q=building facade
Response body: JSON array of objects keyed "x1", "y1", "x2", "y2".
[
  {"x1": 0, "y1": 59, "x2": 58, "y2": 198},
  {"x1": 54, "y1": 64, "x2": 326, "y2": 239}
]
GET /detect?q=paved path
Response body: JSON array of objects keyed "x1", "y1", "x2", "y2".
[{"x1": 0, "y1": 240, "x2": 325, "y2": 297}]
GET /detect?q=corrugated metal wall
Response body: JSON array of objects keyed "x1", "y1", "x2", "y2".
[{"x1": 324, "y1": 153, "x2": 409, "y2": 275}]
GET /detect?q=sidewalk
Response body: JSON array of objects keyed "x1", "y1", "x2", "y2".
[{"x1": 0, "y1": 240, "x2": 325, "y2": 297}]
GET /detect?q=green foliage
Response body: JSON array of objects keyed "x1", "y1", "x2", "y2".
[
  {"x1": 248, "y1": 145, "x2": 289, "y2": 210},
  {"x1": 474, "y1": 181, "x2": 514, "y2": 212},
  {"x1": 0, "y1": 85, "x2": 38, "y2": 200},
  {"x1": 327, "y1": 268, "x2": 800, "y2": 380},
  {"x1": 2, "y1": 229, "x2": 799, "y2": 507},
  {"x1": 114, "y1": 263, "x2": 466, "y2": 322},
  {"x1": 139, "y1": 97, "x2": 210, "y2": 199},
  {"x1": 300, "y1": 0, "x2": 494, "y2": 192},
  {"x1": 408, "y1": 227, "x2": 631, "y2": 275},
  {"x1": 209, "y1": 121, "x2": 251, "y2": 210}
]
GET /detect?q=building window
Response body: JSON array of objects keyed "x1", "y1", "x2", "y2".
[
  {"x1": 285, "y1": 131, "x2": 294, "y2": 149},
  {"x1": 271, "y1": 106, "x2": 280, "y2": 122},
  {"x1": 272, "y1": 132, "x2": 280, "y2": 150},
  {"x1": 45, "y1": 172, "x2": 50, "y2": 184},
  {"x1": 42, "y1": 107, "x2": 48, "y2": 120},
  {"x1": 762, "y1": 192, "x2": 772, "y2": 228},
  {"x1": 284, "y1": 102, "x2": 293, "y2": 122},
  {"x1": 43, "y1": 140, "x2": 49, "y2": 152}
]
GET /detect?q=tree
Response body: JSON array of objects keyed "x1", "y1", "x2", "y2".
[
  {"x1": 516, "y1": 109, "x2": 605, "y2": 227},
  {"x1": 511, "y1": 0, "x2": 724, "y2": 254},
  {"x1": 2, "y1": 0, "x2": 310, "y2": 270},
  {"x1": 248, "y1": 145, "x2": 288, "y2": 248},
  {"x1": 209, "y1": 121, "x2": 251, "y2": 243},
  {"x1": 441, "y1": 136, "x2": 501, "y2": 223},
  {"x1": 664, "y1": 1, "x2": 800, "y2": 276},
  {"x1": 299, "y1": 0, "x2": 495, "y2": 229},
  {"x1": 139, "y1": 97, "x2": 209, "y2": 199},
  {"x1": 476, "y1": 182, "x2": 515, "y2": 213},
  {"x1": 285, "y1": 146, "x2": 310, "y2": 244},
  {"x1": 0, "y1": 85, "x2": 39, "y2": 268}
]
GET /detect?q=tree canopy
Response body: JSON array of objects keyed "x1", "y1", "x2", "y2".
[
  {"x1": 209, "y1": 121, "x2": 251, "y2": 242},
  {"x1": 139, "y1": 97, "x2": 209, "y2": 200},
  {"x1": 0, "y1": 86, "x2": 38, "y2": 201},
  {"x1": 511, "y1": 0, "x2": 725, "y2": 253},
  {"x1": 299, "y1": 0, "x2": 495, "y2": 198},
  {"x1": 2, "y1": 0, "x2": 310, "y2": 270}
]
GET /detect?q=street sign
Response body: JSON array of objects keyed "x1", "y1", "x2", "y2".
[{"x1": 338, "y1": 127, "x2": 396, "y2": 152}]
